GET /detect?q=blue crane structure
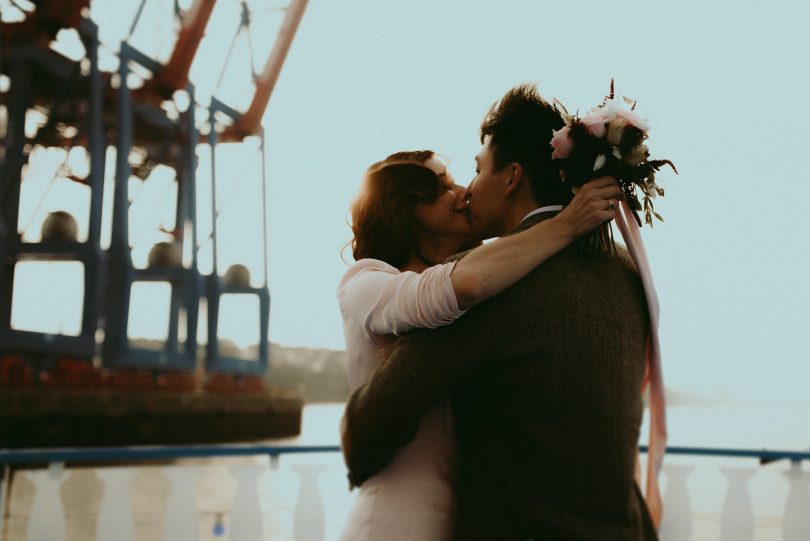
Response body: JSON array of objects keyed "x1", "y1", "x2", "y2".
[{"x1": 0, "y1": 0, "x2": 308, "y2": 389}]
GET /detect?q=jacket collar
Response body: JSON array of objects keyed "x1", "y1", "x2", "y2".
[{"x1": 507, "y1": 207, "x2": 561, "y2": 236}]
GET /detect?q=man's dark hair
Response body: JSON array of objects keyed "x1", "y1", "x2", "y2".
[{"x1": 480, "y1": 84, "x2": 569, "y2": 205}]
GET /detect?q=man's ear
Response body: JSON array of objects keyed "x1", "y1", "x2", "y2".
[{"x1": 504, "y1": 163, "x2": 524, "y2": 196}]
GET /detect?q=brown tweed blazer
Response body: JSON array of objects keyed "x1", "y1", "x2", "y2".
[{"x1": 343, "y1": 212, "x2": 658, "y2": 541}]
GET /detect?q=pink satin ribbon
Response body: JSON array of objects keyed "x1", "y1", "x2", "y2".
[{"x1": 613, "y1": 200, "x2": 667, "y2": 529}]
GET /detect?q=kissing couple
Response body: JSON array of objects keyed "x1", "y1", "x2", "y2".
[{"x1": 337, "y1": 83, "x2": 664, "y2": 541}]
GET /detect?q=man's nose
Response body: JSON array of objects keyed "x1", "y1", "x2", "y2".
[{"x1": 464, "y1": 180, "x2": 474, "y2": 201}]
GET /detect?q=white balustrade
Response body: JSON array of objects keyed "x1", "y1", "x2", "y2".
[
  {"x1": 720, "y1": 467, "x2": 754, "y2": 541},
  {"x1": 0, "y1": 467, "x2": 9, "y2": 538},
  {"x1": 292, "y1": 464, "x2": 327, "y2": 541},
  {"x1": 228, "y1": 464, "x2": 265, "y2": 540},
  {"x1": 25, "y1": 462, "x2": 66, "y2": 541},
  {"x1": 161, "y1": 466, "x2": 200, "y2": 541},
  {"x1": 1, "y1": 451, "x2": 807, "y2": 541},
  {"x1": 782, "y1": 462, "x2": 810, "y2": 541},
  {"x1": 95, "y1": 468, "x2": 136, "y2": 541},
  {"x1": 660, "y1": 464, "x2": 695, "y2": 541},
  {"x1": 60, "y1": 468, "x2": 104, "y2": 540}
]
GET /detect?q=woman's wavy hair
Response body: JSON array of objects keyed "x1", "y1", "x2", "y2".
[{"x1": 349, "y1": 150, "x2": 447, "y2": 268}]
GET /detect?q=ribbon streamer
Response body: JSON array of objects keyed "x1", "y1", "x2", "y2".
[{"x1": 613, "y1": 200, "x2": 667, "y2": 529}]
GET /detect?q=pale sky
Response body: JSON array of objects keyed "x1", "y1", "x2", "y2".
[
  {"x1": 262, "y1": 0, "x2": 810, "y2": 412},
  {"x1": 6, "y1": 1, "x2": 810, "y2": 446}
]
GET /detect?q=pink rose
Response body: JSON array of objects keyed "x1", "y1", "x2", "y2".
[
  {"x1": 550, "y1": 126, "x2": 573, "y2": 159},
  {"x1": 580, "y1": 112, "x2": 608, "y2": 138}
]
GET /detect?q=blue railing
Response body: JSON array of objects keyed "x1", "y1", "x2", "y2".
[
  {"x1": 1, "y1": 443, "x2": 807, "y2": 465},
  {"x1": 640, "y1": 445, "x2": 810, "y2": 464},
  {"x1": 1, "y1": 444, "x2": 809, "y2": 541},
  {"x1": 0, "y1": 444, "x2": 342, "y2": 464}
]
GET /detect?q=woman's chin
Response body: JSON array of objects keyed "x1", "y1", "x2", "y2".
[{"x1": 456, "y1": 237, "x2": 481, "y2": 253}]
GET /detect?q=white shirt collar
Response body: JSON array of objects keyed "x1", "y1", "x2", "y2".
[{"x1": 520, "y1": 205, "x2": 564, "y2": 224}]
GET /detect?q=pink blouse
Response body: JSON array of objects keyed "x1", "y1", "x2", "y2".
[{"x1": 337, "y1": 258, "x2": 466, "y2": 541}]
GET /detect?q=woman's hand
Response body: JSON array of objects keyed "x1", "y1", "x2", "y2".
[{"x1": 556, "y1": 176, "x2": 623, "y2": 238}]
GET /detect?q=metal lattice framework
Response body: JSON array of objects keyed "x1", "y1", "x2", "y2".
[{"x1": 0, "y1": 0, "x2": 308, "y2": 379}]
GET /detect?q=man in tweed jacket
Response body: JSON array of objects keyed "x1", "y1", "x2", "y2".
[{"x1": 343, "y1": 85, "x2": 658, "y2": 541}]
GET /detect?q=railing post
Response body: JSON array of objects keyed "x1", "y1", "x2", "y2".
[
  {"x1": 0, "y1": 465, "x2": 10, "y2": 540},
  {"x1": 659, "y1": 464, "x2": 694, "y2": 541},
  {"x1": 60, "y1": 469, "x2": 104, "y2": 541},
  {"x1": 95, "y1": 468, "x2": 136, "y2": 541},
  {"x1": 293, "y1": 463, "x2": 326, "y2": 541},
  {"x1": 25, "y1": 462, "x2": 66, "y2": 541},
  {"x1": 720, "y1": 467, "x2": 754, "y2": 541},
  {"x1": 229, "y1": 464, "x2": 265, "y2": 541},
  {"x1": 782, "y1": 461, "x2": 810, "y2": 541},
  {"x1": 162, "y1": 466, "x2": 200, "y2": 541}
]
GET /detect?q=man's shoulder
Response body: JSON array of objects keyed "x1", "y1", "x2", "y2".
[
  {"x1": 553, "y1": 242, "x2": 637, "y2": 270},
  {"x1": 611, "y1": 243, "x2": 640, "y2": 275}
]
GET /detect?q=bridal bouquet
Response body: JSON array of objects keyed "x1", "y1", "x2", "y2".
[{"x1": 550, "y1": 81, "x2": 676, "y2": 255}]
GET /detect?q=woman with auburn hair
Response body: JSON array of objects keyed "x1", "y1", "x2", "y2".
[{"x1": 337, "y1": 150, "x2": 619, "y2": 540}]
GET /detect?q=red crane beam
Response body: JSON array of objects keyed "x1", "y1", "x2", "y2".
[
  {"x1": 148, "y1": 0, "x2": 217, "y2": 100},
  {"x1": 223, "y1": 0, "x2": 308, "y2": 141}
]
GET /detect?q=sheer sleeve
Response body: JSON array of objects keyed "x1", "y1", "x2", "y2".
[{"x1": 337, "y1": 258, "x2": 467, "y2": 338}]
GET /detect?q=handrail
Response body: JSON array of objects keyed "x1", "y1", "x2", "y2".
[
  {"x1": 0, "y1": 444, "x2": 341, "y2": 464},
  {"x1": 1, "y1": 444, "x2": 808, "y2": 466},
  {"x1": 640, "y1": 445, "x2": 810, "y2": 464}
]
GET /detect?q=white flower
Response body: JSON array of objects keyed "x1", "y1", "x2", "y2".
[
  {"x1": 594, "y1": 94, "x2": 650, "y2": 132},
  {"x1": 602, "y1": 97, "x2": 624, "y2": 119},
  {"x1": 616, "y1": 109, "x2": 649, "y2": 132},
  {"x1": 606, "y1": 118, "x2": 627, "y2": 146},
  {"x1": 593, "y1": 154, "x2": 607, "y2": 171}
]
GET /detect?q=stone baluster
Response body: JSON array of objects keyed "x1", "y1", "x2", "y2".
[
  {"x1": 659, "y1": 464, "x2": 695, "y2": 541},
  {"x1": 0, "y1": 466, "x2": 9, "y2": 536},
  {"x1": 782, "y1": 461, "x2": 810, "y2": 541},
  {"x1": 228, "y1": 464, "x2": 265, "y2": 541},
  {"x1": 25, "y1": 462, "x2": 67, "y2": 541},
  {"x1": 720, "y1": 467, "x2": 754, "y2": 541},
  {"x1": 162, "y1": 466, "x2": 200, "y2": 541},
  {"x1": 95, "y1": 468, "x2": 136, "y2": 541},
  {"x1": 130, "y1": 468, "x2": 171, "y2": 540},
  {"x1": 293, "y1": 463, "x2": 326, "y2": 541},
  {"x1": 60, "y1": 469, "x2": 104, "y2": 541}
]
